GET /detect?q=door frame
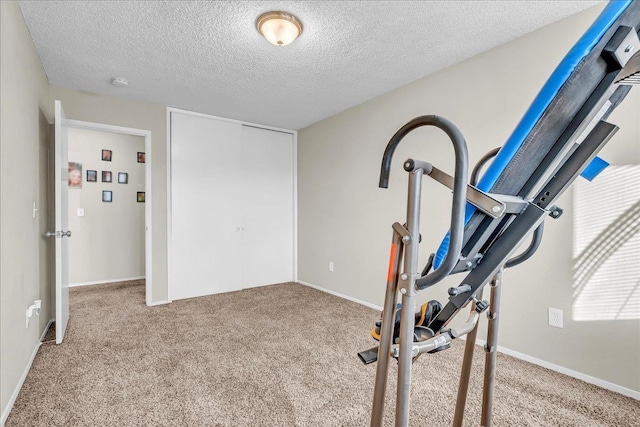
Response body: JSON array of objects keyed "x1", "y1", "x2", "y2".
[
  {"x1": 66, "y1": 119, "x2": 154, "y2": 306},
  {"x1": 165, "y1": 107, "x2": 298, "y2": 301}
]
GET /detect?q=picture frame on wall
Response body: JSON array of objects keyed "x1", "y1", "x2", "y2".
[
  {"x1": 102, "y1": 171, "x2": 112, "y2": 183},
  {"x1": 137, "y1": 152, "x2": 145, "y2": 163},
  {"x1": 68, "y1": 162, "x2": 82, "y2": 189},
  {"x1": 87, "y1": 170, "x2": 97, "y2": 182},
  {"x1": 137, "y1": 192, "x2": 145, "y2": 203},
  {"x1": 102, "y1": 190, "x2": 113, "y2": 203},
  {"x1": 118, "y1": 172, "x2": 128, "y2": 184},
  {"x1": 102, "y1": 149, "x2": 112, "y2": 161}
]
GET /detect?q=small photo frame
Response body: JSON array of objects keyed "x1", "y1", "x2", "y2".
[
  {"x1": 68, "y1": 162, "x2": 82, "y2": 189},
  {"x1": 102, "y1": 190, "x2": 113, "y2": 203},
  {"x1": 118, "y1": 172, "x2": 128, "y2": 184},
  {"x1": 137, "y1": 192, "x2": 145, "y2": 203},
  {"x1": 86, "y1": 170, "x2": 97, "y2": 182},
  {"x1": 102, "y1": 149, "x2": 112, "y2": 161},
  {"x1": 137, "y1": 152, "x2": 146, "y2": 163},
  {"x1": 102, "y1": 171, "x2": 112, "y2": 183}
]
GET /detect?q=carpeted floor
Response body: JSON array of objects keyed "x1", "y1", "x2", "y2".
[{"x1": 6, "y1": 281, "x2": 639, "y2": 426}]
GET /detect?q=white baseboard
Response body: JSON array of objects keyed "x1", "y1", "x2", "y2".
[
  {"x1": 39, "y1": 318, "x2": 54, "y2": 342},
  {"x1": 1, "y1": 318, "x2": 53, "y2": 426},
  {"x1": 464, "y1": 337, "x2": 639, "y2": 400},
  {"x1": 298, "y1": 280, "x2": 639, "y2": 401},
  {"x1": 69, "y1": 276, "x2": 145, "y2": 287},
  {"x1": 297, "y1": 280, "x2": 383, "y2": 311}
]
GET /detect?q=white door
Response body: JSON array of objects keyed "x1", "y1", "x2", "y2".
[
  {"x1": 170, "y1": 113, "x2": 244, "y2": 300},
  {"x1": 241, "y1": 126, "x2": 294, "y2": 288},
  {"x1": 54, "y1": 100, "x2": 70, "y2": 344}
]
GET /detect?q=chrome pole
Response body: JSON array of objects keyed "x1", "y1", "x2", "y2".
[
  {"x1": 395, "y1": 169, "x2": 423, "y2": 427},
  {"x1": 452, "y1": 288, "x2": 484, "y2": 427},
  {"x1": 481, "y1": 269, "x2": 503, "y2": 427},
  {"x1": 370, "y1": 230, "x2": 403, "y2": 427}
]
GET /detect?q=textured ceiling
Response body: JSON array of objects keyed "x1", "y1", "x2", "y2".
[{"x1": 19, "y1": 1, "x2": 601, "y2": 130}]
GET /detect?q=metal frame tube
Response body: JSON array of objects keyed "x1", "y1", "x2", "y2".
[
  {"x1": 376, "y1": 115, "x2": 469, "y2": 291},
  {"x1": 370, "y1": 231, "x2": 404, "y2": 427},
  {"x1": 505, "y1": 223, "x2": 544, "y2": 268},
  {"x1": 452, "y1": 288, "x2": 484, "y2": 427},
  {"x1": 470, "y1": 148, "x2": 500, "y2": 186},
  {"x1": 395, "y1": 169, "x2": 423, "y2": 427},
  {"x1": 481, "y1": 269, "x2": 503, "y2": 427}
]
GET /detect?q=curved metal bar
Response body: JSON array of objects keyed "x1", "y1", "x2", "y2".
[
  {"x1": 377, "y1": 115, "x2": 469, "y2": 291},
  {"x1": 470, "y1": 147, "x2": 500, "y2": 187},
  {"x1": 469, "y1": 146, "x2": 544, "y2": 269},
  {"x1": 505, "y1": 222, "x2": 545, "y2": 268},
  {"x1": 379, "y1": 115, "x2": 467, "y2": 190}
]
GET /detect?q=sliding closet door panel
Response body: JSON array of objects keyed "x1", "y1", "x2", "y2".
[
  {"x1": 241, "y1": 126, "x2": 294, "y2": 288},
  {"x1": 171, "y1": 113, "x2": 243, "y2": 300}
]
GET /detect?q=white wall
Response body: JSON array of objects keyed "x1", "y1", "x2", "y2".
[
  {"x1": 0, "y1": 0, "x2": 52, "y2": 420},
  {"x1": 68, "y1": 128, "x2": 145, "y2": 285},
  {"x1": 297, "y1": 5, "x2": 640, "y2": 393}
]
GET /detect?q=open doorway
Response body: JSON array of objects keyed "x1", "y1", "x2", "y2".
[{"x1": 65, "y1": 120, "x2": 152, "y2": 305}]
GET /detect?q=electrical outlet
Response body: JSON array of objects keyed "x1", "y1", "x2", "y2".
[
  {"x1": 329, "y1": 261, "x2": 334, "y2": 272},
  {"x1": 548, "y1": 308, "x2": 563, "y2": 328}
]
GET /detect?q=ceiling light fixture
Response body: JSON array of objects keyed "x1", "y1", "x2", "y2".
[{"x1": 256, "y1": 11, "x2": 303, "y2": 47}]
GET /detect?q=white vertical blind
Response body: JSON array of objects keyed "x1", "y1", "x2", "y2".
[{"x1": 573, "y1": 165, "x2": 640, "y2": 321}]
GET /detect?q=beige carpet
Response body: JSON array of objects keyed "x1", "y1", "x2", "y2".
[{"x1": 6, "y1": 281, "x2": 639, "y2": 426}]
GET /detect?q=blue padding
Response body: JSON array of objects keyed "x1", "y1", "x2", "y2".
[
  {"x1": 580, "y1": 156, "x2": 609, "y2": 181},
  {"x1": 434, "y1": 0, "x2": 632, "y2": 269}
]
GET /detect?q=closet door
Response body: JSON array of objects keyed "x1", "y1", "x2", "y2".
[
  {"x1": 241, "y1": 126, "x2": 294, "y2": 288},
  {"x1": 170, "y1": 113, "x2": 244, "y2": 300}
]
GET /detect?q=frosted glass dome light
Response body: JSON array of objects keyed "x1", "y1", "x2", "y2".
[{"x1": 256, "y1": 11, "x2": 303, "y2": 47}]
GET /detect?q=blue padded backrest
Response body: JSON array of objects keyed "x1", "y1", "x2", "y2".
[{"x1": 434, "y1": 0, "x2": 633, "y2": 269}]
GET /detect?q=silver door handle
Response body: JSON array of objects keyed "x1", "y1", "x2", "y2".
[{"x1": 45, "y1": 231, "x2": 72, "y2": 238}]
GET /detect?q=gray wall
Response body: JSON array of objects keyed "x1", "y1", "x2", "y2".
[
  {"x1": 297, "y1": 5, "x2": 640, "y2": 392},
  {"x1": 68, "y1": 128, "x2": 145, "y2": 285},
  {"x1": 1, "y1": 3, "x2": 167, "y2": 416},
  {"x1": 49, "y1": 86, "x2": 168, "y2": 302},
  {"x1": 0, "y1": 0, "x2": 52, "y2": 418}
]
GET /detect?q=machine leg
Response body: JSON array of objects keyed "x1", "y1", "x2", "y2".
[
  {"x1": 395, "y1": 290, "x2": 417, "y2": 427},
  {"x1": 395, "y1": 169, "x2": 422, "y2": 427},
  {"x1": 481, "y1": 269, "x2": 503, "y2": 427},
  {"x1": 370, "y1": 232, "x2": 403, "y2": 427},
  {"x1": 452, "y1": 288, "x2": 484, "y2": 427}
]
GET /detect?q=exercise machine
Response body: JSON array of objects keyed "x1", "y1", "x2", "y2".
[{"x1": 358, "y1": 1, "x2": 640, "y2": 426}]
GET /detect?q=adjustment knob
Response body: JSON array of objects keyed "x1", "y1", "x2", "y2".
[{"x1": 475, "y1": 300, "x2": 489, "y2": 313}]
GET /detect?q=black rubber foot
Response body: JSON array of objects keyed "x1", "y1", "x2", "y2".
[{"x1": 358, "y1": 347, "x2": 379, "y2": 365}]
